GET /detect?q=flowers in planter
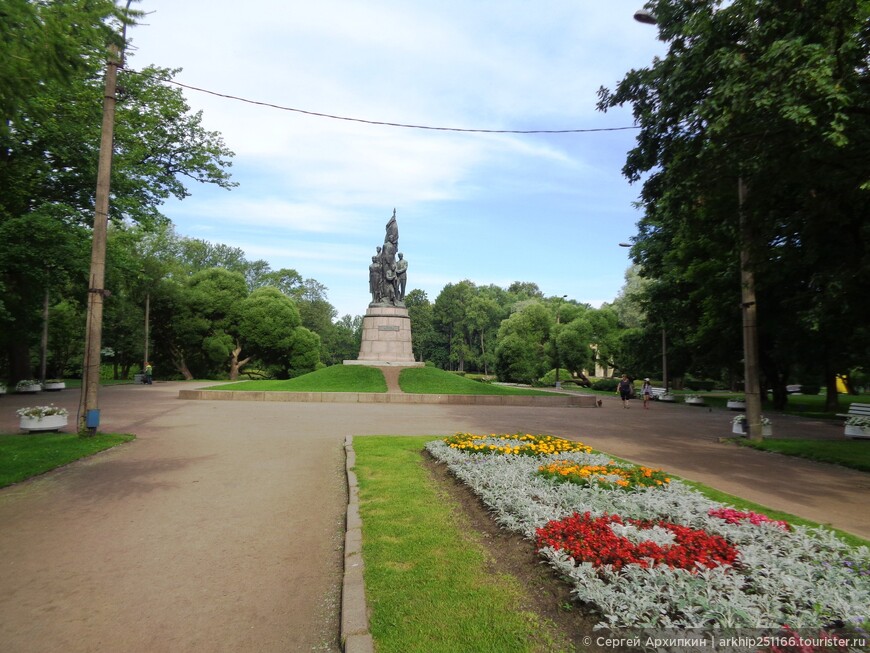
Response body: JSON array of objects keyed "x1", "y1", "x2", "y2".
[
  {"x1": 16, "y1": 404, "x2": 69, "y2": 420},
  {"x1": 536, "y1": 511, "x2": 738, "y2": 572},
  {"x1": 708, "y1": 507, "x2": 790, "y2": 531},
  {"x1": 443, "y1": 432, "x2": 592, "y2": 456},
  {"x1": 537, "y1": 459, "x2": 670, "y2": 491},
  {"x1": 15, "y1": 379, "x2": 41, "y2": 391}
]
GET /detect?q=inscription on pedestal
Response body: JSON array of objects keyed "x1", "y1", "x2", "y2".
[{"x1": 378, "y1": 325, "x2": 400, "y2": 332}]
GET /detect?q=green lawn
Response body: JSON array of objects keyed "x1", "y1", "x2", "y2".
[
  {"x1": 398, "y1": 367, "x2": 554, "y2": 396},
  {"x1": 735, "y1": 438, "x2": 870, "y2": 473},
  {"x1": 0, "y1": 432, "x2": 135, "y2": 488},
  {"x1": 354, "y1": 436, "x2": 571, "y2": 653},
  {"x1": 205, "y1": 365, "x2": 388, "y2": 392}
]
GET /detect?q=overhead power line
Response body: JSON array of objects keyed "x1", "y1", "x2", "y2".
[{"x1": 133, "y1": 71, "x2": 638, "y2": 135}]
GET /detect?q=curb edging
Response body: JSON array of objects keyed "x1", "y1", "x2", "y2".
[
  {"x1": 178, "y1": 389, "x2": 597, "y2": 407},
  {"x1": 342, "y1": 435, "x2": 374, "y2": 653}
]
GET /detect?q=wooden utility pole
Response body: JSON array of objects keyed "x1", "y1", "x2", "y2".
[
  {"x1": 78, "y1": 44, "x2": 120, "y2": 435},
  {"x1": 738, "y1": 177, "x2": 764, "y2": 441}
]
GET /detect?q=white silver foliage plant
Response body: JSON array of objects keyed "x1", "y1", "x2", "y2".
[{"x1": 425, "y1": 438, "x2": 870, "y2": 638}]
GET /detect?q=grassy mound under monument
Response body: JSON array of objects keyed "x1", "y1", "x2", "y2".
[
  {"x1": 208, "y1": 365, "x2": 389, "y2": 393},
  {"x1": 205, "y1": 365, "x2": 556, "y2": 396}
]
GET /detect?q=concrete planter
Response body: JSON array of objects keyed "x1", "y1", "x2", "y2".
[
  {"x1": 16, "y1": 384, "x2": 41, "y2": 394},
  {"x1": 42, "y1": 382, "x2": 65, "y2": 392},
  {"x1": 19, "y1": 414, "x2": 68, "y2": 432},
  {"x1": 685, "y1": 397, "x2": 706, "y2": 406},
  {"x1": 732, "y1": 421, "x2": 772, "y2": 437},
  {"x1": 726, "y1": 400, "x2": 746, "y2": 411}
]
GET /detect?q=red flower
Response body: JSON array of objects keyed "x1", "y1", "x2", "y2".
[{"x1": 535, "y1": 512, "x2": 738, "y2": 572}]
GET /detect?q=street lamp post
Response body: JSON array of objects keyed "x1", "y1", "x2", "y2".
[{"x1": 632, "y1": 9, "x2": 764, "y2": 439}]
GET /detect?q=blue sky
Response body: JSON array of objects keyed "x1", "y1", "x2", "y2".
[{"x1": 128, "y1": 1, "x2": 666, "y2": 319}]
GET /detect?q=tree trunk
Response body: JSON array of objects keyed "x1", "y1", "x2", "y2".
[
  {"x1": 228, "y1": 344, "x2": 251, "y2": 381},
  {"x1": 824, "y1": 368, "x2": 840, "y2": 413},
  {"x1": 170, "y1": 346, "x2": 193, "y2": 380},
  {"x1": 480, "y1": 332, "x2": 487, "y2": 376},
  {"x1": 7, "y1": 341, "x2": 33, "y2": 383},
  {"x1": 177, "y1": 362, "x2": 193, "y2": 381}
]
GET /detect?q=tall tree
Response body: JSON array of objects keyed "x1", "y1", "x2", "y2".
[
  {"x1": 494, "y1": 302, "x2": 552, "y2": 383},
  {"x1": 0, "y1": 0, "x2": 136, "y2": 132},
  {"x1": 599, "y1": 0, "x2": 870, "y2": 408},
  {"x1": 404, "y1": 289, "x2": 438, "y2": 364},
  {"x1": 433, "y1": 281, "x2": 477, "y2": 372},
  {"x1": 1, "y1": 49, "x2": 236, "y2": 380},
  {"x1": 239, "y1": 287, "x2": 320, "y2": 378}
]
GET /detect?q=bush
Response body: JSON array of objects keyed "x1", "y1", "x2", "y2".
[
  {"x1": 592, "y1": 379, "x2": 619, "y2": 391},
  {"x1": 685, "y1": 380, "x2": 715, "y2": 391},
  {"x1": 539, "y1": 368, "x2": 575, "y2": 386},
  {"x1": 799, "y1": 384, "x2": 820, "y2": 395}
]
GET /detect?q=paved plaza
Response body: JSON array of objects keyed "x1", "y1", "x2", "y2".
[{"x1": 1, "y1": 382, "x2": 867, "y2": 652}]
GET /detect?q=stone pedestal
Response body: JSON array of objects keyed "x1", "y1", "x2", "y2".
[{"x1": 344, "y1": 306, "x2": 423, "y2": 367}]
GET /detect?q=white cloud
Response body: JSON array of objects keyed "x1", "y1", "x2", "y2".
[{"x1": 129, "y1": 0, "x2": 663, "y2": 319}]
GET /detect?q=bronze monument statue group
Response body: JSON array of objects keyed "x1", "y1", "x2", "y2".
[{"x1": 369, "y1": 208, "x2": 408, "y2": 306}]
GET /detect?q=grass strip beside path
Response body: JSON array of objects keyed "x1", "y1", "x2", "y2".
[
  {"x1": 735, "y1": 438, "x2": 870, "y2": 473},
  {"x1": 354, "y1": 435, "x2": 571, "y2": 653},
  {"x1": 398, "y1": 367, "x2": 554, "y2": 396},
  {"x1": 0, "y1": 432, "x2": 135, "y2": 488}
]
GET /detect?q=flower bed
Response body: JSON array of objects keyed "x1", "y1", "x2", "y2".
[
  {"x1": 426, "y1": 433, "x2": 870, "y2": 645},
  {"x1": 536, "y1": 511, "x2": 738, "y2": 571},
  {"x1": 537, "y1": 459, "x2": 670, "y2": 491},
  {"x1": 444, "y1": 432, "x2": 592, "y2": 456}
]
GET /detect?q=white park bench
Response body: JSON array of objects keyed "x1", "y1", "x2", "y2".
[
  {"x1": 650, "y1": 387, "x2": 675, "y2": 401},
  {"x1": 838, "y1": 402, "x2": 870, "y2": 438}
]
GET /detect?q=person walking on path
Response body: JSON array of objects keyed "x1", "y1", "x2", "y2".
[
  {"x1": 144, "y1": 362, "x2": 153, "y2": 385},
  {"x1": 617, "y1": 374, "x2": 633, "y2": 408},
  {"x1": 642, "y1": 378, "x2": 653, "y2": 409}
]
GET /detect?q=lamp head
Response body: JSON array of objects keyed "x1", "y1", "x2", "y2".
[{"x1": 633, "y1": 9, "x2": 657, "y2": 24}]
